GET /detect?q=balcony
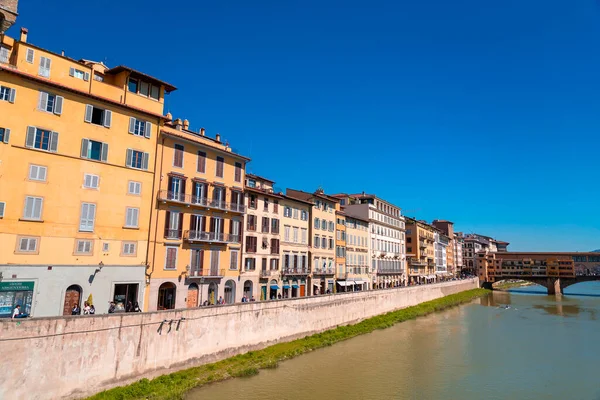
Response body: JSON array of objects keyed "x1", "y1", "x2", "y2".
[
  {"x1": 184, "y1": 230, "x2": 241, "y2": 244},
  {"x1": 377, "y1": 269, "x2": 405, "y2": 275},
  {"x1": 158, "y1": 190, "x2": 246, "y2": 213},
  {"x1": 409, "y1": 259, "x2": 427, "y2": 266},
  {"x1": 260, "y1": 269, "x2": 278, "y2": 278},
  {"x1": 188, "y1": 268, "x2": 225, "y2": 278},
  {"x1": 419, "y1": 242, "x2": 427, "y2": 249},
  {"x1": 313, "y1": 267, "x2": 335, "y2": 275},
  {"x1": 282, "y1": 267, "x2": 310, "y2": 275}
]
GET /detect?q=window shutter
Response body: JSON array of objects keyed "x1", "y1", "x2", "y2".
[
  {"x1": 24, "y1": 198, "x2": 33, "y2": 219},
  {"x1": 0, "y1": 202, "x2": 4, "y2": 217},
  {"x1": 54, "y1": 96, "x2": 63, "y2": 115},
  {"x1": 178, "y1": 213, "x2": 184, "y2": 237},
  {"x1": 100, "y1": 143, "x2": 108, "y2": 162},
  {"x1": 8, "y1": 88, "x2": 16, "y2": 103},
  {"x1": 142, "y1": 152, "x2": 149, "y2": 170},
  {"x1": 103, "y1": 110, "x2": 112, "y2": 128},
  {"x1": 49, "y1": 131, "x2": 59, "y2": 152},
  {"x1": 128, "y1": 117, "x2": 135, "y2": 134},
  {"x1": 126, "y1": 149, "x2": 133, "y2": 167},
  {"x1": 190, "y1": 215, "x2": 197, "y2": 231},
  {"x1": 2, "y1": 128, "x2": 9, "y2": 144},
  {"x1": 80, "y1": 139, "x2": 89, "y2": 158},
  {"x1": 84, "y1": 72, "x2": 90, "y2": 81},
  {"x1": 84, "y1": 104, "x2": 93, "y2": 123},
  {"x1": 197, "y1": 151, "x2": 206, "y2": 173},
  {"x1": 38, "y1": 166, "x2": 47, "y2": 181},
  {"x1": 69, "y1": 67, "x2": 75, "y2": 77},
  {"x1": 164, "y1": 211, "x2": 170, "y2": 237},
  {"x1": 229, "y1": 220, "x2": 233, "y2": 236},
  {"x1": 202, "y1": 215, "x2": 207, "y2": 232},
  {"x1": 79, "y1": 203, "x2": 88, "y2": 230},
  {"x1": 144, "y1": 121, "x2": 152, "y2": 138},
  {"x1": 25, "y1": 126, "x2": 36, "y2": 148},
  {"x1": 38, "y1": 91, "x2": 48, "y2": 111},
  {"x1": 26, "y1": 48, "x2": 34, "y2": 63},
  {"x1": 210, "y1": 217, "x2": 216, "y2": 233}
]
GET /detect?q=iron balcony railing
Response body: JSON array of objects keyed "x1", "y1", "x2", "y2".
[
  {"x1": 184, "y1": 230, "x2": 241, "y2": 244},
  {"x1": 260, "y1": 269, "x2": 278, "y2": 277},
  {"x1": 283, "y1": 267, "x2": 311, "y2": 275},
  {"x1": 158, "y1": 190, "x2": 246, "y2": 213},
  {"x1": 377, "y1": 269, "x2": 405, "y2": 275},
  {"x1": 164, "y1": 229, "x2": 181, "y2": 239},
  {"x1": 312, "y1": 267, "x2": 335, "y2": 275},
  {"x1": 188, "y1": 268, "x2": 225, "y2": 278}
]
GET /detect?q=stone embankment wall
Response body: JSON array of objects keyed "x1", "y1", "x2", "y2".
[{"x1": 0, "y1": 279, "x2": 478, "y2": 400}]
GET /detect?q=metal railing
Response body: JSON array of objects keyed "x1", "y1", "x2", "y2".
[
  {"x1": 184, "y1": 230, "x2": 241, "y2": 244},
  {"x1": 260, "y1": 269, "x2": 278, "y2": 277},
  {"x1": 158, "y1": 190, "x2": 246, "y2": 213},
  {"x1": 188, "y1": 268, "x2": 225, "y2": 278},
  {"x1": 282, "y1": 267, "x2": 310, "y2": 275},
  {"x1": 164, "y1": 229, "x2": 181, "y2": 239},
  {"x1": 312, "y1": 267, "x2": 335, "y2": 275}
]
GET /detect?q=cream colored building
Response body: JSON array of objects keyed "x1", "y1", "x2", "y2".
[
  {"x1": 344, "y1": 215, "x2": 370, "y2": 290},
  {"x1": 279, "y1": 195, "x2": 311, "y2": 298}
]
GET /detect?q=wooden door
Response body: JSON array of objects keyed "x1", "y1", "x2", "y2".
[
  {"x1": 187, "y1": 285, "x2": 199, "y2": 308},
  {"x1": 63, "y1": 286, "x2": 81, "y2": 315},
  {"x1": 300, "y1": 285, "x2": 306, "y2": 297}
]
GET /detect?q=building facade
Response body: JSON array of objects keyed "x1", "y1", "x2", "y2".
[
  {"x1": 461, "y1": 233, "x2": 510, "y2": 276},
  {"x1": 344, "y1": 215, "x2": 370, "y2": 290},
  {"x1": 433, "y1": 220, "x2": 455, "y2": 276},
  {"x1": 434, "y1": 231, "x2": 449, "y2": 276},
  {"x1": 334, "y1": 209, "x2": 347, "y2": 292},
  {"x1": 280, "y1": 194, "x2": 311, "y2": 298},
  {"x1": 405, "y1": 218, "x2": 436, "y2": 284},
  {"x1": 242, "y1": 174, "x2": 282, "y2": 301},
  {"x1": 454, "y1": 234, "x2": 464, "y2": 274},
  {"x1": 0, "y1": 28, "x2": 174, "y2": 317},
  {"x1": 287, "y1": 189, "x2": 338, "y2": 295},
  {"x1": 146, "y1": 120, "x2": 248, "y2": 310}
]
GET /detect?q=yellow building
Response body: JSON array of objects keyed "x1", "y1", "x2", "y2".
[
  {"x1": 334, "y1": 209, "x2": 347, "y2": 292},
  {"x1": 146, "y1": 120, "x2": 249, "y2": 310},
  {"x1": 405, "y1": 217, "x2": 436, "y2": 284},
  {"x1": 286, "y1": 189, "x2": 338, "y2": 295},
  {"x1": 0, "y1": 28, "x2": 175, "y2": 316}
]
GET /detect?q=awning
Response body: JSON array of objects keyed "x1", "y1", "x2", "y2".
[
  {"x1": 292, "y1": 284, "x2": 299, "y2": 289},
  {"x1": 283, "y1": 285, "x2": 290, "y2": 289},
  {"x1": 270, "y1": 285, "x2": 280, "y2": 290},
  {"x1": 338, "y1": 281, "x2": 356, "y2": 287},
  {"x1": 354, "y1": 280, "x2": 366, "y2": 285}
]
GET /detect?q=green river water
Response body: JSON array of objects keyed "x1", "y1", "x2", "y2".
[{"x1": 188, "y1": 283, "x2": 600, "y2": 400}]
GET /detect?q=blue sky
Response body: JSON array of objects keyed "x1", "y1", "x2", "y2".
[{"x1": 12, "y1": 0, "x2": 600, "y2": 251}]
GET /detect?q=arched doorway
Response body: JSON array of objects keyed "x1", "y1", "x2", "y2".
[
  {"x1": 243, "y1": 280, "x2": 253, "y2": 299},
  {"x1": 269, "y1": 279, "x2": 279, "y2": 300},
  {"x1": 63, "y1": 285, "x2": 82, "y2": 315},
  {"x1": 224, "y1": 280, "x2": 236, "y2": 304},
  {"x1": 187, "y1": 283, "x2": 199, "y2": 308},
  {"x1": 208, "y1": 282, "x2": 218, "y2": 305},
  {"x1": 157, "y1": 282, "x2": 176, "y2": 310}
]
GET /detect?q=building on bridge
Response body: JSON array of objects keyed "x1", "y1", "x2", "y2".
[{"x1": 459, "y1": 233, "x2": 509, "y2": 275}]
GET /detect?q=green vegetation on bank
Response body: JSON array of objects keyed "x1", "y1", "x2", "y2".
[{"x1": 87, "y1": 288, "x2": 490, "y2": 400}]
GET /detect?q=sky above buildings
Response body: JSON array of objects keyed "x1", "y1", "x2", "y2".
[{"x1": 14, "y1": 0, "x2": 600, "y2": 251}]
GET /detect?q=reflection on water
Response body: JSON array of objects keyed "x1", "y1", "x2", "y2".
[{"x1": 187, "y1": 282, "x2": 600, "y2": 400}]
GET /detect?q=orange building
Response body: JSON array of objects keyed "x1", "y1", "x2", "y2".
[{"x1": 0, "y1": 27, "x2": 175, "y2": 316}]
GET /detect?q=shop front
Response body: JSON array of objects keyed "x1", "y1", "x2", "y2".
[{"x1": 0, "y1": 281, "x2": 35, "y2": 318}]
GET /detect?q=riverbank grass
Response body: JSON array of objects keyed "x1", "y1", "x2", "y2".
[{"x1": 88, "y1": 288, "x2": 490, "y2": 400}]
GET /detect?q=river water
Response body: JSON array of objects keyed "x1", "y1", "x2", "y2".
[{"x1": 188, "y1": 283, "x2": 600, "y2": 400}]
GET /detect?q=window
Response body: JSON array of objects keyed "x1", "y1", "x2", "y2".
[
  {"x1": 247, "y1": 179, "x2": 256, "y2": 188},
  {"x1": 128, "y1": 117, "x2": 152, "y2": 138},
  {"x1": 0, "y1": 46, "x2": 8, "y2": 63},
  {"x1": 248, "y1": 194, "x2": 257, "y2": 209},
  {"x1": 84, "y1": 104, "x2": 112, "y2": 127},
  {"x1": 128, "y1": 181, "x2": 142, "y2": 195},
  {"x1": 164, "y1": 211, "x2": 182, "y2": 239},
  {"x1": 165, "y1": 246, "x2": 178, "y2": 269},
  {"x1": 125, "y1": 207, "x2": 139, "y2": 228},
  {"x1": 230, "y1": 219, "x2": 241, "y2": 238},
  {"x1": 0, "y1": 201, "x2": 5, "y2": 218},
  {"x1": 25, "y1": 126, "x2": 58, "y2": 152},
  {"x1": 150, "y1": 85, "x2": 160, "y2": 100},
  {"x1": 79, "y1": 203, "x2": 96, "y2": 232},
  {"x1": 81, "y1": 139, "x2": 108, "y2": 162},
  {"x1": 271, "y1": 239, "x2": 280, "y2": 254},
  {"x1": 245, "y1": 257, "x2": 256, "y2": 271},
  {"x1": 264, "y1": 197, "x2": 269, "y2": 212},
  {"x1": 314, "y1": 235, "x2": 320, "y2": 248},
  {"x1": 284, "y1": 206, "x2": 292, "y2": 217},
  {"x1": 75, "y1": 239, "x2": 93, "y2": 255},
  {"x1": 0, "y1": 85, "x2": 16, "y2": 103},
  {"x1": 247, "y1": 215, "x2": 256, "y2": 231},
  {"x1": 126, "y1": 149, "x2": 149, "y2": 170},
  {"x1": 246, "y1": 236, "x2": 257, "y2": 253},
  {"x1": 23, "y1": 196, "x2": 43, "y2": 221},
  {"x1": 293, "y1": 227, "x2": 299, "y2": 243},
  {"x1": 139, "y1": 81, "x2": 150, "y2": 97},
  {"x1": 102, "y1": 243, "x2": 110, "y2": 252},
  {"x1": 271, "y1": 218, "x2": 279, "y2": 234},
  {"x1": 28, "y1": 165, "x2": 47, "y2": 182},
  {"x1": 329, "y1": 221, "x2": 335, "y2": 231},
  {"x1": 0, "y1": 127, "x2": 10, "y2": 144},
  {"x1": 122, "y1": 242, "x2": 137, "y2": 256},
  {"x1": 216, "y1": 156, "x2": 224, "y2": 178},
  {"x1": 301, "y1": 210, "x2": 308, "y2": 221},
  {"x1": 322, "y1": 237, "x2": 327, "y2": 248},
  {"x1": 17, "y1": 236, "x2": 39, "y2": 253},
  {"x1": 69, "y1": 67, "x2": 89, "y2": 81},
  {"x1": 38, "y1": 56, "x2": 51, "y2": 77},
  {"x1": 94, "y1": 72, "x2": 104, "y2": 82},
  {"x1": 128, "y1": 78, "x2": 139, "y2": 93},
  {"x1": 84, "y1": 174, "x2": 99, "y2": 189},
  {"x1": 315, "y1": 218, "x2": 320, "y2": 229},
  {"x1": 234, "y1": 162, "x2": 242, "y2": 182},
  {"x1": 270, "y1": 258, "x2": 279, "y2": 270},
  {"x1": 230, "y1": 250, "x2": 239, "y2": 270},
  {"x1": 197, "y1": 151, "x2": 206, "y2": 173},
  {"x1": 173, "y1": 144, "x2": 184, "y2": 167},
  {"x1": 301, "y1": 228, "x2": 307, "y2": 244},
  {"x1": 284, "y1": 225, "x2": 290, "y2": 241}
]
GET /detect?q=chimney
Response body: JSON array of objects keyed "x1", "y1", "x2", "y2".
[
  {"x1": 61, "y1": 50, "x2": 65, "y2": 56},
  {"x1": 174, "y1": 118, "x2": 183, "y2": 130},
  {"x1": 20, "y1": 28, "x2": 28, "y2": 43},
  {"x1": 200, "y1": 128, "x2": 205, "y2": 136},
  {"x1": 183, "y1": 119, "x2": 189, "y2": 130},
  {"x1": 215, "y1": 133, "x2": 221, "y2": 143},
  {"x1": 165, "y1": 112, "x2": 173, "y2": 121}
]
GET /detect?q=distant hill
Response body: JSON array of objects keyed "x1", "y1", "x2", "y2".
[{"x1": 592, "y1": 249, "x2": 600, "y2": 253}]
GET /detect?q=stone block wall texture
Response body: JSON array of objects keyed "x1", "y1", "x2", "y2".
[{"x1": 0, "y1": 279, "x2": 478, "y2": 399}]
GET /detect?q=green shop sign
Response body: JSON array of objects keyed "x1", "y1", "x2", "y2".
[{"x1": 0, "y1": 281, "x2": 35, "y2": 292}]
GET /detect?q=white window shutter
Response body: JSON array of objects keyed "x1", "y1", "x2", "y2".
[
  {"x1": 126, "y1": 208, "x2": 132, "y2": 227},
  {"x1": 144, "y1": 121, "x2": 152, "y2": 138},
  {"x1": 126, "y1": 148, "x2": 133, "y2": 167},
  {"x1": 0, "y1": 202, "x2": 5, "y2": 217},
  {"x1": 2, "y1": 128, "x2": 9, "y2": 143},
  {"x1": 142, "y1": 152, "x2": 149, "y2": 170},
  {"x1": 84, "y1": 72, "x2": 90, "y2": 81},
  {"x1": 128, "y1": 117, "x2": 135, "y2": 134},
  {"x1": 29, "y1": 165, "x2": 38, "y2": 180},
  {"x1": 39, "y1": 166, "x2": 47, "y2": 181},
  {"x1": 49, "y1": 131, "x2": 59, "y2": 152},
  {"x1": 25, "y1": 126, "x2": 36, "y2": 148},
  {"x1": 69, "y1": 67, "x2": 75, "y2": 77},
  {"x1": 100, "y1": 142, "x2": 108, "y2": 162},
  {"x1": 80, "y1": 203, "x2": 88, "y2": 230},
  {"x1": 80, "y1": 138, "x2": 89, "y2": 158},
  {"x1": 26, "y1": 48, "x2": 34, "y2": 63},
  {"x1": 84, "y1": 104, "x2": 93, "y2": 123},
  {"x1": 103, "y1": 110, "x2": 112, "y2": 128},
  {"x1": 54, "y1": 96, "x2": 63, "y2": 115},
  {"x1": 84, "y1": 174, "x2": 92, "y2": 187},
  {"x1": 33, "y1": 198, "x2": 42, "y2": 219},
  {"x1": 88, "y1": 204, "x2": 96, "y2": 231},
  {"x1": 38, "y1": 91, "x2": 48, "y2": 111},
  {"x1": 8, "y1": 88, "x2": 16, "y2": 103},
  {"x1": 128, "y1": 181, "x2": 135, "y2": 194},
  {"x1": 92, "y1": 175, "x2": 99, "y2": 188}
]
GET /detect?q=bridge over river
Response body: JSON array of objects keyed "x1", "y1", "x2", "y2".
[{"x1": 487, "y1": 275, "x2": 600, "y2": 295}]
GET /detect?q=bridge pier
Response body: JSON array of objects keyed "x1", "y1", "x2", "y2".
[{"x1": 546, "y1": 278, "x2": 561, "y2": 295}]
